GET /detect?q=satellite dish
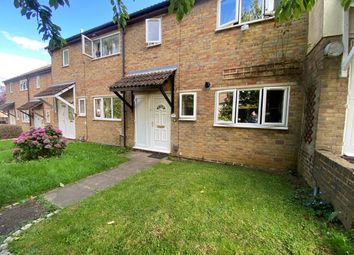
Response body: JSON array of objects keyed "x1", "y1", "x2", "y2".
[{"x1": 324, "y1": 41, "x2": 344, "y2": 57}]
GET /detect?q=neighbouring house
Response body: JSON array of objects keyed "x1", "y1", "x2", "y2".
[
  {"x1": 1, "y1": 65, "x2": 53, "y2": 130},
  {"x1": 0, "y1": 0, "x2": 353, "y2": 228},
  {"x1": 298, "y1": 0, "x2": 354, "y2": 229}
]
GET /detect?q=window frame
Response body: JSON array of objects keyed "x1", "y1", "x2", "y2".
[
  {"x1": 261, "y1": 87, "x2": 289, "y2": 127},
  {"x1": 235, "y1": 88, "x2": 262, "y2": 127},
  {"x1": 78, "y1": 98, "x2": 86, "y2": 117},
  {"x1": 21, "y1": 110, "x2": 30, "y2": 123},
  {"x1": 9, "y1": 82, "x2": 13, "y2": 93},
  {"x1": 62, "y1": 49, "x2": 69, "y2": 67},
  {"x1": 19, "y1": 79, "x2": 28, "y2": 91},
  {"x1": 35, "y1": 76, "x2": 40, "y2": 89},
  {"x1": 215, "y1": 89, "x2": 236, "y2": 124},
  {"x1": 214, "y1": 86, "x2": 290, "y2": 129},
  {"x1": 145, "y1": 18, "x2": 162, "y2": 45},
  {"x1": 82, "y1": 32, "x2": 120, "y2": 59},
  {"x1": 93, "y1": 96, "x2": 122, "y2": 121},
  {"x1": 217, "y1": 0, "x2": 276, "y2": 29},
  {"x1": 179, "y1": 92, "x2": 197, "y2": 121}
]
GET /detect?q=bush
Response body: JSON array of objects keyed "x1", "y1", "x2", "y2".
[
  {"x1": 12, "y1": 125, "x2": 67, "y2": 161},
  {"x1": 0, "y1": 124, "x2": 23, "y2": 139}
]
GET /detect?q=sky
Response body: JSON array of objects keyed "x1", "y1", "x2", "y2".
[{"x1": 0, "y1": 0, "x2": 162, "y2": 83}]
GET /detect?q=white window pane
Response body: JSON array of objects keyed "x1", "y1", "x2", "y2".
[
  {"x1": 181, "y1": 94, "x2": 195, "y2": 116},
  {"x1": 95, "y1": 99, "x2": 102, "y2": 118},
  {"x1": 112, "y1": 98, "x2": 122, "y2": 119},
  {"x1": 237, "y1": 90, "x2": 260, "y2": 123},
  {"x1": 217, "y1": 91, "x2": 234, "y2": 122},
  {"x1": 102, "y1": 34, "x2": 119, "y2": 57},
  {"x1": 264, "y1": 89, "x2": 285, "y2": 123},
  {"x1": 220, "y1": 0, "x2": 237, "y2": 26},
  {"x1": 93, "y1": 40, "x2": 101, "y2": 58},
  {"x1": 103, "y1": 98, "x2": 112, "y2": 118},
  {"x1": 241, "y1": 0, "x2": 263, "y2": 23},
  {"x1": 63, "y1": 50, "x2": 69, "y2": 66},
  {"x1": 147, "y1": 20, "x2": 160, "y2": 42},
  {"x1": 79, "y1": 100, "x2": 85, "y2": 115}
]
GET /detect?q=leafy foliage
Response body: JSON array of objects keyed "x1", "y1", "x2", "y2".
[
  {"x1": 12, "y1": 0, "x2": 354, "y2": 50},
  {"x1": 12, "y1": 125, "x2": 67, "y2": 161},
  {"x1": 0, "y1": 124, "x2": 22, "y2": 139}
]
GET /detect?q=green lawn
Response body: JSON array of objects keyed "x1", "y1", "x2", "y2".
[
  {"x1": 10, "y1": 161, "x2": 353, "y2": 255},
  {"x1": 0, "y1": 140, "x2": 127, "y2": 208}
]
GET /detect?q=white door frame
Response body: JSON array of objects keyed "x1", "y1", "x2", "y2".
[
  {"x1": 134, "y1": 92, "x2": 171, "y2": 153},
  {"x1": 57, "y1": 100, "x2": 76, "y2": 139}
]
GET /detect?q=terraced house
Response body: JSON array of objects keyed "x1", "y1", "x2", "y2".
[{"x1": 1, "y1": 0, "x2": 353, "y2": 228}]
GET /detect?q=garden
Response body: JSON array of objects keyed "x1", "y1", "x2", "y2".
[
  {"x1": 0, "y1": 126, "x2": 128, "y2": 208},
  {"x1": 8, "y1": 160, "x2": 354, "y2": 255}
]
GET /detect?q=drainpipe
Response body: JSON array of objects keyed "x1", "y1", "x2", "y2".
[
  {"x1": 122, "y1": 27, "x2": 127, "y2": 147},
  {"x1": 26, "y1": 76, "x2": 32, "y2": 127}
]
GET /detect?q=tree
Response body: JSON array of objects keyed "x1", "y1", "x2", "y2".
[{"x1": 13, "y1": 0, "x2": 354, "y2": 50}]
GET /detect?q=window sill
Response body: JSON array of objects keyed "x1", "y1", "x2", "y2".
[
  {"x1": 93, "y1": 118, "x2": 122, "y2": 122},
  {"x1": 179, "y1": 117, "x2": 196, "y2": 121},
  {"x1": 62, "y1": 65, "x2": 69, "y2": 68},
  {"x1": 78, "y1": 115, "x2": 86, "y2": 117},
  {"x1": 91, "y1": 53, "x2": 120, "y2": 61},
  {"x1": 215, "y1": 16, "x2": 275, "y2": 33},
  {"x1": 213, "y1": 123, "x2": 288, "y2": 130},
  {"x1": 146, "y1": 42, "x2": 161, "y2": 48}
]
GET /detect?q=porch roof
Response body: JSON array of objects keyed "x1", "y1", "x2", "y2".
[
  {"x1": 109, "y1": 69, "x2": 175, "y2": 92},
  {"x1": 34, "y1": 81, "x2": 75, "y2": 98},
  {"x1": 0, "y1": 102, "x2": 15, "y2": 111},
  {"x1": 17, "y1": 100, "x2": 43, "y2": 111}
]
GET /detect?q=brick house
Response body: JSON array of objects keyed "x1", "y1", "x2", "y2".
[
  {"x1": 298, "y1": 0, "x2": 354, "y2": 229},
  {"x1": 1, "y1": 65, "x2": 53, "y2": 130},
  {"x1": 0, "y1": 0, "x2": 353, "y2": 228}
]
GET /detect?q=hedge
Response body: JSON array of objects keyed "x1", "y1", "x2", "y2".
[{"x1": 0, "y1": 125, "x2": 23, "y2": 139}]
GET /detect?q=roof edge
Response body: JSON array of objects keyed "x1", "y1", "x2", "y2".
[{"x1": 3, "y1": 65, "x2": 51, "y2": 84}]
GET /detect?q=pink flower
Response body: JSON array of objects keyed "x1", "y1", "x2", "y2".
[
  {"x1": 12, "y1": 139, "x2": 17, "y2": 144},
  {"x1": 43, "y1": 139, "x2": 50, "y2": 144},
  {"x1": 55, "y1": 128, "x2": 62, "y2": 134},
  {"x1": 44, "y1": 144, "x2": 52, "y2": 149},
  {"x1": 32, "y1": 141, "x2": 39, "y2": 146},
  {"x1": 54, "y1": 143, "x2": 62, "y2": 149}
]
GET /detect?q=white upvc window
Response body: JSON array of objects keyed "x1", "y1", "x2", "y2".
[
  {"x1": 146, "y1": 18, "x2": 162, "y2": 46},
  {"x1": 21, "y1": 110, "x2": 30, "y2": 123},
  {"x1": 93, "y1": 96, "x2": 122, "y2": 121},
  {"x1": 214, "y1": 86, "x2": 289, "y2": 128},
  {"x1": 82, "y1": 32, "x2": 120, "y2": 59},
  {"x1": 35, "y1": 76, "x2": 40, "y2": 88},
  {"x1": 78, "y1": 98, "x2": 86, "y2": 117},
  {"x1": 9, "y1": 82, "x2": 13, "y2": 93},
  {"x1": 217, "y1": 0, "x2": 278, "y2": 29},
  {"x1": 179, "y1": 92, "x2": 197, "y2": 121},
  {"x1": 62, "y1": 49, "x2": 69, "y2": 67},
  {"x1": 19, "y1": 79, "x2": 28, "y2": 91},
  {"x1": 215, "y1": 90, "x2": 236, "y2": 124}
]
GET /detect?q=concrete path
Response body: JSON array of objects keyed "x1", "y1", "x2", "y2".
[{"x1": 44, "y1": 150, "x2": 163, "y2": 208}]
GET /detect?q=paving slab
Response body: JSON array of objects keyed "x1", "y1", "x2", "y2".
[{"x1": 44, "y1": 150, "x2": 163, "y2": 208}]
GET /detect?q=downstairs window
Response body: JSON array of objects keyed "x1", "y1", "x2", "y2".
[{"x1": 215, "y1": 86, "x2": 289, "y2": 128}]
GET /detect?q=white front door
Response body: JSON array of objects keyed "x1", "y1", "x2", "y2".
[
  {"x1": 9, "y1": 109, "x2": 16, "y2": 125},
  {"x1": 58, "y1": 102, "x2": 76, "y2": 139},
  {"x1": 344, "y1": 59, "x2": 354, "y2": 156},
  {"x1": 135, "y1": 93, "x2": 171, "y2": 153},
  {"x1": 34, "y1": 114, "x2": 43, "y2": 128}
]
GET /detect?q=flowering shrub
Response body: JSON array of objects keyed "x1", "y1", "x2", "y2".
[{"x1": 12, "y1": 125, "x2": 67, "y2": 161}]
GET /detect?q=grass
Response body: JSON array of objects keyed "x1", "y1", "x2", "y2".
[
  {"x1": 0, "y1": 140, "x2": 128, "y2": 208},
  {"x1": 9, "y1": 161, "x2": 354, "y2": 255}
]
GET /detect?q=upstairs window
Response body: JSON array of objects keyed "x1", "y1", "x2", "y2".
[
  {"x1": 217, "y1": 0, "x2": 278, "y2": 28},
  {"x1": 35, "y1": 76, "x2": 40, "y2": 88},
  {"x1": 82, "y1": 32, "x2": 120, "y2": 59},
  {"x1": 62, "y1": 49, "x2": 69, "y2": 67},
  {"x1": 215, "y1": 86, "x2": 289, "y2": 128},
  {"x1": 20, "y1": 79, "x2": 28, "y2": 91},
  {"x1": 146, "y1": 18, "x2": 162, "y2": 46}
]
